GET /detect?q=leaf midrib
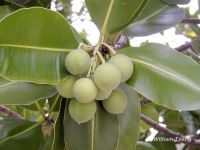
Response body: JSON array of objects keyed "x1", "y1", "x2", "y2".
[
  {"x1": 101, "y1": 0, "x2": 115, "y2": 36},
  {"x1": 0, "y1": 44, "x2": 72, "y2": 52},
  {"x1": 132, "y1": 58, "x2": 200, "y2": 92}
]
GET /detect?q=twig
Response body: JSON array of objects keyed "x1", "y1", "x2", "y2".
[
  {"x1": 175, "y1": 42, "x2": 193, "y2": 52},
  {"x1": 140, "y1": 99, "x2": 151, "y2": 106},
  {"x1": 0, "y1": 105, "x2": 23, "y2": 119},
  {"x1": 141, "y1": 114, "x2": 200, "y2": 147},
  {"x1": 181, "y1": 18, "x2": 200, "y2": 24}
]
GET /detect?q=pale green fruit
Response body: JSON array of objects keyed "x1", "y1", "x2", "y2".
[
  {"x1": 55, "y1": 75, "x2": 78, "y2": 98},
  {"x1": 65, "y1": 49, "x2": 90, "y2": 75},
  {"x1": 96, "y1": 88, "x2": 112, "y2": 100},
  {"x1": 69, "y1": 99, "x2": 96, "y2": 124},
  {"x1": 94, "y1": 63, "x2": 121, "y2": 91},
  {"x1": 109, "y1": 54, "x2": 133, "y2": 82},
  {"x1": 103, "y1": 89, "x2": 127, "y2": 114},
  {"x1": 73, "y1": 78, "x2": 97, "y2": 103}
]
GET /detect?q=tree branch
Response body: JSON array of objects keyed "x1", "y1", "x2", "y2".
[
  {"x1": 175, "y1": 42, "x2": 193, "y2": 52},
  {"x1": 0, "y1": 105, "x2": 23, "y2": 119},
  {"x1": 181, "y1": 18, "x2": 200, "y2": 24},
  {"x1": 141, "y1": 114, "x2": 200, "y2": 147}
]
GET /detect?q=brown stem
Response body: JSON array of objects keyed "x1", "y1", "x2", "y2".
[
  {"x1": 141, "y1": 114, "x2": 200, "y2": 147},
  {"x1": 175, "y1": 42, "x2": 193, "y2": 52},
  {"x1": 181, "y1": 18, "x2": 200, "y2": 24},
  {"x1": 0, "y1": 105, "x2": 23, "y2": 119}
]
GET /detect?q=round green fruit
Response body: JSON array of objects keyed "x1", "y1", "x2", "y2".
[
  {"x1": 55, "y1": 75, "x2": 78, "y2": 98},
  {"x1": 109, "y1": 54, "x2": 133, "y2": 82},
  {"x1": 96, "y1": 88, "x2": 112, "y2": 100},
  {"x1": 103, "y1": 89, "x2": 127, "y2": 114},
  {"x1": 65, "y1": 49, "x2": 91, "y2": 75},
  {"x1": 69, "y1": 99, "x2": 96, "y2": 124},
  {"x1": 94, "y1": 63, "x2": 121, "y2": 91},
  {"x1": 73, "y1": 78, "x2": 97, "y2": 103}
]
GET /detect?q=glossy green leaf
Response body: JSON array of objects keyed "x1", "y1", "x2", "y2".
[
  {"x1": 64, "y1": 102, "x2": 119, "y2": 150},
  {"x1": 5, "y1": 0, "x2": 51, "y2": 7},
  {"x1": 116, "y1": 83, "x2": 141, "y2": 150},
  {"x1": 136, "y1": 142, "x2": 156, "y2": 150},
  {"x1": 85, "y1": 0, "x2": 149, "y2": 34},
  {"x1": 0, "y1": 7, "x2": 79, "y2": 84},
  {"x1": 123, "y1": 6, "x2": 184, "y2": 37},
  {"x1": 50, "y1": 100, "x2": 66, "y2": 150},
  {"x1": 120, "y1": 43, "x2": 200, "y2": 110},
  {"x1": 141, "y1": 105, "x2": 158, "y2": 132},
  {"x1": 0, "y1": 119, "x2": 44, "y2": 150},
  {"x1": 64, "y1": 83, "x2": 140, "y2": 150},
  {"x1": 161, "y1": 0, "x2": 190, "y2": 5},
  {"x1": 0, "y1": 5, "x2": 15, "y2": 20},
  {"x1": 0, "y1": 77, "x2": 56, "y2": 105},
  {"x1": 132, "y1": 0, "x2": 167, "y2": 23}
]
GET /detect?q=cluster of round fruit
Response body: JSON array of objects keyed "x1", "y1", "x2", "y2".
[{"x1": 56, "y1": 47, "x2": 133, "y2": 124}]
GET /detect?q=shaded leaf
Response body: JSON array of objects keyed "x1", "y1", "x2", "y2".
[
  {"x1": 0, "y1": 7, "x2": 79, "y2": 84},
  {"x1": 123, "y1": 6, "x2": 184, "y2": 37},
  {"x1": 152, "y1": 134, "x2": 176, "y2": 150},
  {"x1": 0, "y1": 77, "x2": 56, "y2": 105},
  {"x1": 141, "y1": 105, "x2": 158, "y2": 132},
  {"x1": 120, "y1": 43, "x2": 200, "y2": 110},
  {"x1": 136, "y1": 141, "x2": 156, "y2": 150},
  {"x1": 116, "y1": 83, "x2": 141, "y2": 150},
  {"x1": 50, "y1": 100, "x2": 66, "y2": 150},
  {"x1": 64, "y1": 102, "x2": 119, "y2": 150},
  {"x1": 21, "y1": 99, "x2": 46, "y2": 111},
  {"x1": 0, "y1": 119, "x2": 44, "y2": 150},
  {"x1": 63, "y1": 83, "x2": 140, "y2": 150}
]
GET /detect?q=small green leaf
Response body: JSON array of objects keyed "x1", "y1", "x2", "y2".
[
  {"x1": 0, "y1": 7, "x2": 79, "y2": 84},
  {"x1": 123, "y1": 6, "x2": 184, "y2": 37},
  {"x1": 0, "y1": 119, "x2": 44, "y2": 150},
  {"x1": 0, "y1": 77, "x2": 56, "y2": 105},
  {"x1": 120, "y1": 43, "x2": 200, "y2": 110}
]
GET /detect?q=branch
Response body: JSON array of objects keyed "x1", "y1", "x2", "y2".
[
  {"x1": 141, "y1": 114, "x2": 200, "y2": 147},
  {"x1": 175, "y1": 42, "x2": 193, "y2": 52},
  {"x1": 181, "y1": 18, "x2": 200, "y2": 24},
  {"x1": 0, "y1": 105, "x2": 23, "y2": 119}
]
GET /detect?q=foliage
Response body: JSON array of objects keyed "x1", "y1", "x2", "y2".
[{"x1": 0, "y1": 0, "x2": 199, "y2": 150}]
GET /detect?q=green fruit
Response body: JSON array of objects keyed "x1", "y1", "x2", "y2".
[
  {"x1": 109, "y1": 54, "x2": 133, "y2": 82},
  {"x1": 55, "y1": 75, "x2": 78, "y2": 98},
  {"x1": 103, "y1": 89, "x2": 127, "y2": 114},
  {"x1": 96, "y1": 88, "x2": 112, "y2": 100},
  {"x1": 94, "y1": 63, "x2": 121, "y2": 91},
  {"x1": 69, "y1": 99, "x2": 96, "y2": 124},
  {"x1": 65, "y1": 49, "x2": 91, "y2": 75},
  {"x1": 73, "y1": 78, "x2": 97, "y2": 103}
]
